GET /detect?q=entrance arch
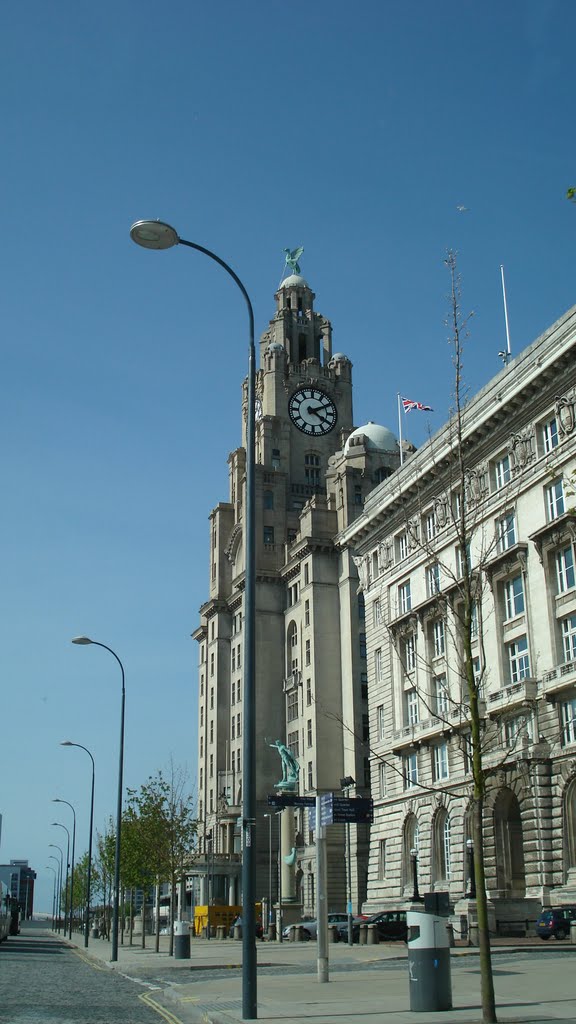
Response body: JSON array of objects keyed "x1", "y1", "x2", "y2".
[{"x1": 493, "y1": 788, "x2": 526, "y2": 896}]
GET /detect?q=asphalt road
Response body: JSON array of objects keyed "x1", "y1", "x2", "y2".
[{"x1": 0, "y1": 924, "x2": 166, "y2": 1024}]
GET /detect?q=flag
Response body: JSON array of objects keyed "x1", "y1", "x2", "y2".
[{"x1": 402, "y1": 397, "x2": 433, "y2": 413}]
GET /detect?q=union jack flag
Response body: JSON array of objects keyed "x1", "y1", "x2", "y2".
[{"x1": 402, "y1": 397, "x2": 433, "y2": 413}]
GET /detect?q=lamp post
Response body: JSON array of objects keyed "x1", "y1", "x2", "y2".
[
  {"x1": 130, "y1": 219, "x2": 257, "y2": 1019},
  {"x1": 71, "y1": 636, "x2": 125, "y2": 962},
  {"x1": 46, "y1": 866, "x2": 57, "y2": 930},
  {"x1": 61, "y1": 741, "x2": 95, "y2": 947},
  {"x1": 340, "y1": 776, "x2": 356, "y2": 946},
  {"x1": 263, "y1": 814, "x2": 273, "y2": 936},
  {"x1": 51, "y1": 823, "x2": 70, "y2": 933},
  {"x1": 48, "y1": 849, "x2": 63, "y2": 932},
  {"x1": 410, "y1": 847, "x2": 421, "y2": 902},
  {"x1": 53, "y1": 799, "x2": 76, "y2": 939},
  {"x1": 466, "y1": 838, "x2": 477, "y2": 899}
]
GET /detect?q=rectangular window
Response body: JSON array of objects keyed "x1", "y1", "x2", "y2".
[
  {"x1": 504, "y1": 713, "x2": 532, "y2": 746},
  {"x1": 546, "y1": 479, "x2": 565, "y2": 521},
  {"x1": 237, "y1": 644, "x2": 241, "y2": 668},
  {"x1": 210, "y1": 687, "x2": 214, "y2": 710},
  {"x1": 210, "y1": 652, "x2": 214, "y2": 677},
  {"x1": 425, "y1": 510, "x2": 437, "y2": 541},
  {"x1": 231, "y1": 717, "x2": 235, "y2": 739},
  {"x1": 406, "y1": 688, "x2": 419, "y2": 726},
  {"x1": 426, "y1": 563, "x2": 441, "y2": 597},
  {"x1": 362, "y1": 713, "x2": 369, "y2": 741},
  {"x1": 307, "y1": 719, "x2": 313, "y2": 747},
  {"x1": 373, "y1": 599, "x2": 382, "y2": 626},
  {"x1": 496, "y1": 512, "x2": 516, "y2": 552},
  {"x1": 403, "y1": 752, "x2": 419, "y2": 789},
  {"x1": 562, "y1": 616, "x2": 576, "y2": 663},
  {"x1": 433, "y1": 620, "x2": 445, "y2": 657},
  {"x1": 561, "y1": 698, "x2": 576, "y2": 745},
  {"x1": 434, "y1": 742, "x2": 449, "y2": 780},
  {"x1": 236, "y1": 712, "x2": 241, "y2": 737},
  {"x1": 541, "y1": 416, "x2": 559, "y2": 454},
  {"x1": 306, "y1": 678, "x2": 312, "y2": 706},
  {"x1": 287, "y1": 731, "x2": 299, "y2": 757},
  {"x1": 494, "y1": 453, "x2": 511, "y2": 490},
  {"x1": 359, "y1": 633, "x2": 367, "y2": 658},
  {"x1": 264, "y1": 525, "x2": 275, "y2": 544},
  {"x1": 307, "y1": 761, "x2": 313, "y2": 790},
  {"x1": 304, "y1": 600, "x2": 310, "y2": 626},
  {"x1": 374, "y1": 648, "x2": 383, "y2": 681},
  {"x1": 397, "y1": 532, "x2": 409, "y2": 561},
  {"x1": 287, "y1": 690, "x2": 299, "y2": 722},
  {"x1": 471, "y1": 601, "x2": 479, "y2": 639},
  {"x1": 398, "y1": 580, "x2": 412, "y2": 615},
  {"x1": 556, "y1": 547, "x2": 575, "y2": 593},
  {"x1": 508, "y1": 636, "x2": 530, "y2": 682},
  {"x1": 504, "y1": 575, "x2": 525, "y2": 619},
  {"x1": 404, "y1": 634, "x2": 416, "y2": 673},
  {"x1": 456, "y1": 543, "x2": 471, "y2": 577},
  {"x1": 378, "y1": 839, "x2": 386, "y2": 879},
  {"x1": 305, "y1": 638, "x2": 311, "y2": 666},
  {"x1": 435, "y1": 674, "x2": 449, "y2": 715},
  {"x1": 372, "y1": 550, "x2": 380, "y2": 580},
  {"x1": 304, "y1": 562, "x2": 310, "y2": 585},
  {"x1": 231, "y1": 648, "x2": 236, "y2": 672},
  {"x1": 377, "y1": 704, "x2": 385, "y2": 741}
]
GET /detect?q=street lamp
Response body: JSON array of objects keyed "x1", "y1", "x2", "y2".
[
  {"x1": 410, "y1": 847, "x2": 421, "y2": 902},
  {"x1": 53, "y1": 799, "x2": 76, "y2": 939},
  {"x1": 51, "y1": 823, "x2": 70, "y2": 933},
  {"x1": 45, "y1": 866, "x2": 57, "y2": 930},
  {"x1": 466, "y1": 838, "x2": 476, "y2": 899},
  {"x1": 340, "y1": 776, "x2": 356, "y2": 946},
  {"x1": 71, "y1": 636, "x2": 125, "y2": 962},
  {"x1": 48, "y1": 851, "x2": 62, "y2": 931},
  {"x1": 61, "y1": 742, "x2": 95, "y2": 947},
  {"x1": 130, "y1": 219, "x2": 257, "y2": 1020}
]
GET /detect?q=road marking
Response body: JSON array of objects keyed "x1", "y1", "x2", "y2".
[{"x1": 139, "y1": 991, "x2": 185, "y2": 1024}]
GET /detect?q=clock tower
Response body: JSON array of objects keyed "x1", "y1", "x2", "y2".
[{"x1": 193, "y1": 264, "x2": 373, "y2": 926}]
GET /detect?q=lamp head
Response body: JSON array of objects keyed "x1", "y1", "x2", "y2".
[
  {"x1": 71, "y1": 636, "x2": 93, "y2": 645},
  {"x1": 130, "y1": 220, "x2": 179, "y2": 250},
  {"x1": 340, "y1": 775, "x2": 356, "y2": 789},
  {"x1": 60, "y1": 741, "x2": 73, "y2": 746},
  {"x1": 410, "y1": 847, "x2": 417, "y2": 858}
]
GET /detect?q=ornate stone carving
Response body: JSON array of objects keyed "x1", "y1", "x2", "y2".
[
  {"x1": 556, "y1": 394, "x2": 575, "y2": 436},
  {"x1": 353, "y1": 554, "x2": 369, "y2": 591},
  {"x1": 509, "y1": 427, "x2": 534, "y2": 470},
  {"x1": 434, "y1": 498, "x2": 448, "y2": 529},
  {"x1": 378, "y1": 540, "x2": 393, "y2": 569}
]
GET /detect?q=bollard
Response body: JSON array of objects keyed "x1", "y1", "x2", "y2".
[
  {"x1": 446, "y1": 922, "x2": 455, "y2": 948},
  {"x1": 571, "y1": 921, "x2": 576, "y2": 944},
  {"x1": 173, "y1": 921, "x2": 190, "y2": 960},
  {"x1": 328, "y1": 925, "x2": 339, "y2": 943},
  {"x1": 233, "y1": 924, "x2": 242, "y2": 941},
  {"x1": 216, "y1": 925, "x2": 226, "y2": 940},
  {"x1": 359, "y1": 923, "x2": 368, "y2": 945},
  {"x1": 367, "y1": 925, "x2": 379, "y2": 945},
  {"x1": 294, "y1": 925, "x2": 304, "y2": 942},
  {"x1": 268, "y1": 922, "x2": 276, "y2": 941},
  {"x1": 91, "y1": 927, "x2": 99, "y2": 939}
]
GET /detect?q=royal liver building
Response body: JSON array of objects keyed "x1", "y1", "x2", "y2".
[{"x1": 192, "y1": 263, "x2": 399, "y2": 924}]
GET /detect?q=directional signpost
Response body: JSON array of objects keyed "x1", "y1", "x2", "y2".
[{"x1": 308, "y1": 794, "x2": 373, "y2": 831}]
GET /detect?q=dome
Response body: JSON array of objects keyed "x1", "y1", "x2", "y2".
[
  {"x1": 331, "y1": 352, "x2": 348, "y2": 361},
  {"x1": 279, "y1": 274, "x2": 310, "y2": 290},
  {"x1": 344, "y1": 422, "x2": 398, "y2": 454},
  {"x1": 267, "y1": 341, "x2": 285, "y2": 353}
]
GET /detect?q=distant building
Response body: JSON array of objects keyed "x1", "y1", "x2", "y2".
[
  {"x1": 0, "y1": 860, "x2": 36, "y2": 918},
  {"x1": 340, "y1": 302, "x2": 576, "y2": 932}
]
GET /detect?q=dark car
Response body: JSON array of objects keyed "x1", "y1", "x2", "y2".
[
  {"x1": 336, "y1": 909, "x2": 408, "y2": 943},
  {"x1": 228, "y1": 915, "x2": 264, "y2": 939},
  {"x1": 536, "y1": 907, "x2": 576, "y2": 940}
]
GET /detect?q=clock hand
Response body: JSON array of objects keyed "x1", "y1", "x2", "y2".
[{"x1": 307, "y1": 404, "x2": 328, "y2": 420}]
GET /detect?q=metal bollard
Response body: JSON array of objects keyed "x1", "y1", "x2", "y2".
[
  {"x1": 234, "y1": 924, "x2": 242, "y2": 940},
  {"x1": 216, "y1": 925, "x2": 226, "y2": 940},
  {"x1": 268, "y1": 923, "x2": 276, "y2": 941},
  {"x1": 367, "y1": 924, "x2": 379, "y2": 944}
]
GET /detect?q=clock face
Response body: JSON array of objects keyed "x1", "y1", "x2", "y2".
[{"x1": 288, "y1": 387, "x2": 337, "y2": 436}]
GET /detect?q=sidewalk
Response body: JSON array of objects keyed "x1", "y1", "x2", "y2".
[{"x1": 65, "y1": 930, "x2": 576, "y2": 1024}]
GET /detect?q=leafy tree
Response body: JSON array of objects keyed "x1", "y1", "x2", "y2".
[{"x1": 567, "y1": 187, "x2": 576, "y2": 203}]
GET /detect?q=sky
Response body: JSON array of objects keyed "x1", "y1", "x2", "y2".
[{"x1": 1, "y1": 0, "x2": 575, "y2": 915}]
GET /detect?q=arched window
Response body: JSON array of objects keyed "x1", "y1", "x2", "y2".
[
  {"x1": 287, "y1": 621, "x2": 299, "y2": 676},
  {"x1": 433, "y1": 808, "x2": 451, "y2": 882},
  {"x1": 264, "y1": 490, "x2": 274, "y2": 510}
]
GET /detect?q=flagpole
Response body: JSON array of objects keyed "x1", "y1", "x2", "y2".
[
  {"x1": 500, "y1": 265, "x2": 512, "y2": 361},
  {"x1": 397, "y1": 393, "x2": 404, "y2": 467}
]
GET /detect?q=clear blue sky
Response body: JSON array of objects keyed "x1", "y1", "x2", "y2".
[{"x1": 1, "y1": 0, "x2": 574, "y2": 914}]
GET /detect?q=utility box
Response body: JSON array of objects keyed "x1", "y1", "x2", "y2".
[
  {"x1": 407, "y1": 910, "x2": 452, "y2": 1012},
  {"x1": 173, "y1": 920, "x2": 190, "y2": 959}
]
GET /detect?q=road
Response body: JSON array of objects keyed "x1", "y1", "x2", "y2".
[{"x1": 0, "y1": 923, "x2": 167, "y2": 1024}]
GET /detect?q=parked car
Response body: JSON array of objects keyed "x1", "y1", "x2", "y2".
[
  {"x1": 337, "y1": 909, "x2": 408, "y2": 943},
  {"x1": 536, "y1": 907, "x2": 576, "y2": 940},
  {"x1": 282, "y1": 913, "x2": 348, "y2": 940},
  {"x1": 229, "y1": 915, "x2": 264, "y2": 939}
]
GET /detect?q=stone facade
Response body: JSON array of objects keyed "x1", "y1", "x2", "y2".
[{"x1": 339, "y1": 302, "x2": 576, "y2": 933}]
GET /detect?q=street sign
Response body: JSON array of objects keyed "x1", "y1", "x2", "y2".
[
  {"x1": 267, "y1": 794, "x2": 315, "y2": 809},
  {"x1": 308, "y1": 794, "x2": 374, "y2": 830}
]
